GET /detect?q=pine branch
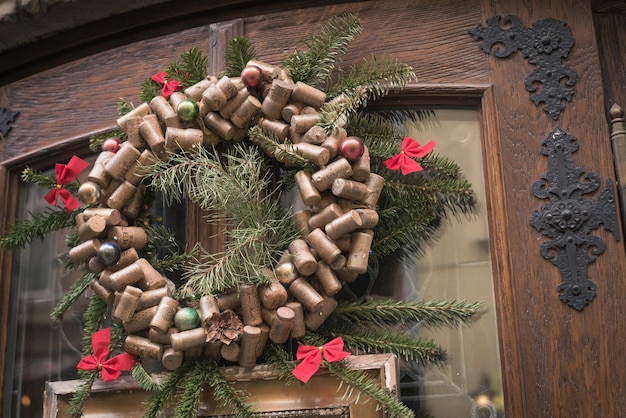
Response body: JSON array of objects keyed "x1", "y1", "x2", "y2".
[
  {"x1": 132, "y1": 362, "x2": 163, "y2": 393},
  {"x1": 248, "y1": 125, "x2": 314, "y2": 169},
  {"x1": 262, "y1": 343, "x2": 300, "y2": 384},
  {"x1": 204, "y1": 359, "x2": 256, "y2": 417},
  {"x1": 166, "y1": 47, "x2": 209, "y2": 87},
  {"x1": 68, "y1": 371, "x2": 98, "y2": 418},
  {"x1": 224, "y1": 37, "x2": 258, "y2": 77},
  {"x1": 80, "y1": 294, "x2": 108, "y2": 355},
  {"x1": 142, "y1": 361, "x2": 195, "y2": 418},
  {"x1": 331, "y1": 299, "x2": 483, "y2": 328},
  {"x1": 50, "y1": 272, "x2": 97, "y2": 323},
  {"x1": 88, "y1": 130, "x2": 126, "y2": 153},
  {"x1": 175, "y1": 359, "x2": 211, "y2": 418},
  {"x1": 283, "y1": 13, "x2": 362, "y2": 87},
  {"x1": 0, "y1": 207, "x2": 77, "y2": 249}
]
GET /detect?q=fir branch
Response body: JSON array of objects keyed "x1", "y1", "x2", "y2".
[
  {"x1": 88, "y1": 130, "x2": 126, "y2": 153},
  {"x1": 21, "y1": 167, "x2": 58, "y2": 189},
  {"x1": 132, "y1": 362, "x2": 163, "y2": 393},
  {"x1": 139, "y1": 78, "x2": 163, "y2": 103},
  {"x1": 175, "y1": 359, "x2": 211, "y2": 418},
  {"x1": 262, "y1": 343, "x2": 300, "y2": 383},
  {"x1": 331, "y1": 299, "x2": 483, "y2": 328},
  {"x1": 283, "y1": 13, "x2": 362, "y2": 87},
  {"x1": 68, "y1": 371, "x2": 98, "y2": 418},
  {"x1": 166, "y1": 47, "x2": 209, "y2": 87},
  {"x1": 142, "y1": 361, "x2": 195, "y2": 418},
  {"x1": 248, "y1": 126, "x2": 313, "y2": 169},
  {"x1": 224, "y1": 37, "x2": 257, "y2": 77},
  {"x1": 80, "y1": 294, "x2": 108, "y2": 355},
  {"x1": 328, "y1": 361, "x2": 414, "y2": 418},
  {"x1": 50, "y1": 272, "x2": 96, "y2": 323},
  {"x1": 204, "y1": 359, "x2": 256, "y2": 417},
  {"x1": 0, "y1": 207, "x2": 77, "y2": 249}
]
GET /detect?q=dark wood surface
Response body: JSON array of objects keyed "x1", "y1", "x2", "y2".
[{"x1": 1, "y1": 1, "x2": 626, "y2": 417}]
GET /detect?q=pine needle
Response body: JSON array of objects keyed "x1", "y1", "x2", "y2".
[
  {"x1": 142, "y1": 361, "x2": 195, "y2": 418},
  {"x1": 50, "y1": 272, "x2": 96, "y2": 323},
  {"x1": 204, "y1": 359, "x2": 256, "y2": 417},
  {"x1": 68, "y1": 371, "x2": 98, "y2": 418},
  {"x1": 224, "y1": 37, "x2": 257, "y2": 77},
  {"x1": 132, "y1": 363, "x2": 163, "y2": 393},
  {"x1": 0, "y1": 207, "x2": 77, "y2": 249}
]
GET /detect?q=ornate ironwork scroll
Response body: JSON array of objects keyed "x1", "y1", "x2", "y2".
[
  {"x1": 469, "y1": 15, "x2": 577, "y2": 120},
  {"x1": 530, "y1": 128, "x2": 619, "y2": 310},
  {"x1": 0, "y1": 107, "x2": 18, "y2": 139}
]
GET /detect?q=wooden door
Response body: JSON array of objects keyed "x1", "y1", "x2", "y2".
[{"x1": 1, "y1": 0, "x2": 625, "y2": 417}]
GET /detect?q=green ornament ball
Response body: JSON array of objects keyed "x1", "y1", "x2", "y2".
[
  {"x1": 174, "y1": 307, "x2": 200, "y2": 331},
  {"x1": 177, "y1": 99, "x2": 200, "y2": 121}
]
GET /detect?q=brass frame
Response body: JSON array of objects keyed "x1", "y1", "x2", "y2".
[{"x1": 43, "y1": 354, "x2": 398, "y2": 418}]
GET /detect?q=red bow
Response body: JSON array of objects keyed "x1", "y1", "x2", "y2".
[
  {"x1": 384, "y1": 137, "x2": 436, "y2": 175},
  {"x1": 44, "y1": 155, "x2": 89, "y2": 212},
  {"x1": 77, "y1": 328, "x2": 136, "y2": 382},
  {"x1": 292, "y1": 337, "x2": 351, "y2": 383},
  {"x1": 151, "y1": 72, "x2": 183, "y2": 98}
]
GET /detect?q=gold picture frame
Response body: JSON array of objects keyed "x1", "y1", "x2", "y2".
[{"x1": 43, "y1": 353, "x2": 399, "y2": 418}]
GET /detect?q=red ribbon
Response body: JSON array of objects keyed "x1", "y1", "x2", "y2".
[
  {"x1": 77, "y1": 328, "x2": 137, "y2": 382},
  {"x1": 44, "y1": 155, "x2": 89, "y2": 212},
  {"x1": 292, "y1": 337, "x2": 351, "y2": 383},
  {"x1": 151, "y1": 72, "x2": 183, "y2": 98},
  {"x1": 384, "y1": 137, "x2": 436, "y2": 175}
]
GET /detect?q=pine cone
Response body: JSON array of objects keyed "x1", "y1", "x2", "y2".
[{"x1": 204, "y1": 309, "x2": 243, "y2": 344}]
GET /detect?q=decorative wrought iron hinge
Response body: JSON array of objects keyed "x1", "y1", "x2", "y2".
[
  {"x1": 0, "y1": 106, "x2": 19, "y2": 139},
  {"x1": 529, "y1": 128, "x2": 619, "y2": 310},
  {"x1": 469, "y1": 15, "x2": 577, "y2": 120}
]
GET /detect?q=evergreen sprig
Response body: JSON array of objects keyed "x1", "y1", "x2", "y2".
[
  {"x1": 80, "y1": 295, "x2": 108, "y2": 355},
  {"x1": 88, "y1": 130, "x2": 125, "y2": 153},
  {"x1": 203, "y1": 360, "x2": 257, "y2": 417},
  {"x1": 0, "y1": 207, "x2": 77, "y2": 249},
  {"x1": 142, "y1": 361, "x2": 195, "y2": 418},
  {"x1": 50, "y1": 271, "x2": 96, "y2": 323},
  {"x1": 331, "y1": 299, "x2": 483, "y2": 328},
  {"x1": 262, "y1": 343, "x2": 301, "y2": 383},
  {"x1": 68, "y1": 371, "x2": 98, "y2": 418},
  {"x1": 283, "y1": 13, "x2": 362, "y2": 87},
  {"x1": 248, "y1": 125, "x2": 313, "y2": 169},
  {"x1": 175, "y1": 359, "x2": 211, "y2": 418},
  {"x1": 224, "y1": 37, "x2": 258, "y2": 77},
  {"x1": 166, "y1": 47, "x2": 208, "y2": 87},
  {"x1": 132, "y1": 363, "x2": 163, "y2": 393}
]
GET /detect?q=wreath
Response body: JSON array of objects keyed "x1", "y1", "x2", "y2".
[{"x1": 2, "y1": 14, "x2": 481, "y2": 418}]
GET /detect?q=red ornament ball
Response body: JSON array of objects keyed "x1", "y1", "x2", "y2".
[
  {"x1": 340, "y1": 136, "x2": 365, "y2": 161},
  {"x1": 240, "y1": 65, "x2": 263, "y2": 88},
  {"x1": 102, "y1": 137, "x2": 121, "y2": 153}
]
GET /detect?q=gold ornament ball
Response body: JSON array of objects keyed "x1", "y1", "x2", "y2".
[{"x1": 77, "y1": 181, "x2": 101, "y2": 205}]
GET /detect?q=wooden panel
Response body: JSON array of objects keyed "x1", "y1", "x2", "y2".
[
  {"x1": 594, "y1": 13, "x2": 626, "y2": 113},
  {"x1": 481, "y1": 1, "x2": 626, "y2": 417}
]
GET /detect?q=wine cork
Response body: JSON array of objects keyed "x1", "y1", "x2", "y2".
[
  {"x1": 335, "y1": 265, "x2": 359, "y2": 283},
  {"x1": 77, "y1": 215, "x2": 107, "y2": 242},
  {"x1": 216, "y1": 291, "x2": 241, "y2": 311},
  {"x1": 331, "y1": 178, "x2": 370, "y2": 202},
  {"x1": 311, "y1": 192, "x2": 338, "y2": 213},
  {"x1": 255, "y1": 323, "x2": 270, "y2": 357},
  {"x1": 104, "y1": 142, "x2": 141, "y2": 180},
  {"x1": 256, "y1": 117, "x2": 290, "y2": 141},
  {"x1": 87, "y1": 255, "x2": 106, "y2": 273},
  {"x1": 204, "y1": 341, "x2": 223, "y2": 361},
  {"x1": 124, "y1": 149, "x2": 154, "y2": 186},
  {"x1": 116, "y1": 102, "x2": 152, "y2": 131},
  {"x1": 123, "y1": 305, "x2": 158, "y2": 334},
  {"x1": 364, "y1": 173, "x2": 385, "y2": 208},
  {"x1": 293, "y1": 209, "x2": 312, "y2": 237},
  {"x1": 122, "y1": 183, "x2": 146, "y2": 220},
  {"x1": 139, "y1": 114, "x2": 166, "y2": 159},
  {"x1": 108, "y1": 247, "x2": 139, "y2": 272},
  {"x1": 220, "y1": 341, "x2": 240, "y2": 363},
  {"x1": 269, "y1": 306, "x2": 295, "y2": 344},
  {"x1": 288, "y1": 239, "x2": 318, "y2": 276},
  {"x1": 246, "y1": 59, "x2": 281, "y2": 81},
  {"x1": 355, "y1": 208, "x2": 379, "y2": 228},
  {"x1": 87, "y1": 151, "x2": 114, "y2": 188},
  {"x1": 170, "y1": 327, "x2": 207, "y2": 352},
  {"x1": 301, "y1": 125, "x2": 326, "y2": 144},
  {"x1": 185, "y1": 77, "x2": 216, "y2": 101},
  {"x1": 126, "y1": 115, "x2": 148, "y2": 150},
  {"x1": 240, "y1": 284, "x2": 263, "y2": 326},
  {"x1": 217, "y1": 76, "x2": 239, "y2": 98},
  {"x1": 325, "y1": 210, "x2": 363, "y2": 240},
  {"x1": 315, "y1": 261, "x2": 343, "y2": 295},
  {"x1": 199, "y1": 295, "x2": 220, "y2": 324},
  {"x1": 275, "y1": 261, "x2": 298, "y2": 286},
  {"x1": 230, "y1": 96, "x2": 262, "y2": 128},
  {"x1": 90, "y1": 279, "x2": 115, "y2": 305},
  {"x1": 305, "y1": 228, "x2": 342, "y2": 264},
  {"x1": 150, "y1": 95, "x2": 177, "y2": 122},
  {"x1": 346, "y1": 230, "x2": 374, "y2": 274},
  {"x1": 124, "y1": 334, "x2": 163, "y2": 360},
  {"x1": 330, "y1": 254, "x2": 346, "y2": 271},
  {"x1": 168, "y1": 91, "x2": 186, "y2": 110},
  {"x1": 83, "y1": 208, "x2": 122, "y2": 226},
  {"x1": 291, "y1": 81, "x2": 326, "y2": 108},
  {"x1": 308, "y1": 203, "x2": 343, "y2": 230},
  {"x1": 261, "y1": 79, "x2": 293, "y2": 119},
  {"x1": 112, "y1": 285, "x2": 143, "y2": 322},
  {"x1": 106, "y1": 259, "x2": 145, "y2": 290},
  {"x1": 100, "y1": 179, "x2": 120, "y2": 204},
  {"x1": 202, "y1": 85, "x2": 228, "y2": 111},
  {"x1": 281, "y1": 102, "x2": 302, "y2": 122},
  {"x1": 107, "y1": 226, "x2": 147, "y2": 250},
  {"x1": 289, "y1": 277, "x2": 325, "y2": 312},
  {"x1": 203, "y1": 112, "x2": 236, "y2": 140},
  {"x1": 162, "y1": 347, "x2": 184, "y2": 370},
  {"x1": 322, "y1": 128, "x2": 346, "y2": 159},
  {"x1": 150, "y1": 296, "x2": 179, "y2": 333},
  {"x1": 351, "y1": 146, "x2": 371, "y2": 182},
  {"x1": 304, "y1": 295, "x2": 337, "y2": 330},
  {"x1": 137, "y1": 287, "x2": 172, "y2": 310},
  {"x1": 136, "y1": 258, "x2": 167, "y2": 291},
  {"x1": 283, "y1": 302, "x2": 305, "y2": 339},
  {"x1": 295, "y1": 170, "x2": 321, "y2": 206},
  {"x1": 290, "y1": 113, "x2": 319, "y2": 134},
  {"x1": 239, "y1": 325, "x2": 262, "y2": 368},
  {"x1": 69, "y1": 239, "x2": 101, "y2": 264},
  {"x1": 259, "y1": 281, "x2": 288, "y2": 310},
  {"x1": 292, "y1": 143, "x2": 331, "y2": 167},
  {"x1": 107, "y1": 180, "x2": 137, "y2": 211},
  {"x1": 220, "y1": 88, "x2": 250, "y2": 120},
  {"x1": 262, "y1": 308, "x2": 276, "y2": 325},
  {"x1": 311, "y1": 158, "x2": 353, "y2": 191},
  {"x1": 203, "y1": 127, "x2": 220, "y2": 146},
  {"x1": 149, "y1": 327, "x2": 177, "y2": 345},
  {"x1": 165, "y1": 127, "x2": 203, "y2": 152}
]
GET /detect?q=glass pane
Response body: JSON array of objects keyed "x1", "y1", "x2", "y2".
[{"x1": 370, "y1": 108, "x2": 504, "y2": 418}]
